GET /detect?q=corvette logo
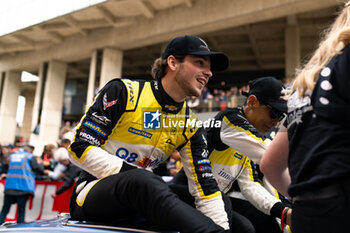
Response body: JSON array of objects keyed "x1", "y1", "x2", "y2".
[{"x1": 103, "y1": 93, "x2": 117, "y2": 110}]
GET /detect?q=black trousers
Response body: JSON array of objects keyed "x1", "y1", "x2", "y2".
[
  {"x1": 292, "y1": 178, "x2": 350, "y2": 233},
  {"x1": 0, "y1": 194, "x2": 29, "y2": 224},
  {"x1": 229, "y1": 197, "x2": 282, "y2": 233},
  {"x1": 70, "y1": 169, "x2": 226, "y2": 233},
  {"x1": 169, "y1": 170, "x2": 255, "y2": 233}
]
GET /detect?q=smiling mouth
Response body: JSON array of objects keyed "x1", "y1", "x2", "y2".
[{"x1": 197, "y1": 78, "x2": 207, "y2": 86}]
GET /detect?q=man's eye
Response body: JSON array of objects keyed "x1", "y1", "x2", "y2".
[{"x1": 197, "y1": 60, "x2": 204, "y2": 65}]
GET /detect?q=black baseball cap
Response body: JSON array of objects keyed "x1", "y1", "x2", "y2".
[
  {"x1": 161, "y1": 35, "x2": 229, "y2": 71},
  {"x1": 242, "y1": 77, "x2": 287, "y2": 113}
]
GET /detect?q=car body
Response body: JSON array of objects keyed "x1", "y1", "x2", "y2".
[{"x1": 0, "y1": 214, "x2": 177, "y2": 233}]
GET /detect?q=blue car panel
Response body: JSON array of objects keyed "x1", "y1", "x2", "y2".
[{"x1": 0, "y1": 214, "x2": 178, "y2": 233}]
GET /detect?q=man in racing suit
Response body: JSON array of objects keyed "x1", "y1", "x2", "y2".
[
  {"x1": 171, "y1": 77, "x2": 292, "y2": 232},
  {"x1": 208, "y1": 77, "x2": 292, "y2": 233},
  {"x1": 68, "y1": 35, "x2": 232, "y2": 233}
]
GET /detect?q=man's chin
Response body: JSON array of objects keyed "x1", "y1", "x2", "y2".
[{"x1": 189, "y1": 91, "x2": 201, "y2": 98}]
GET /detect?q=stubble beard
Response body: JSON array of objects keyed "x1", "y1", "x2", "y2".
[{"x1": 174, "y1": 64, "x2": 201, "y2": 98}]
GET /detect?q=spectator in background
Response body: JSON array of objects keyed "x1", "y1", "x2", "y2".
[
  {"x1": 60, "y1": 139, "x2": 71, "y2": 149},
  {"x1": 1, "y1": 145, "x2": 15, "y2": 163},
  {"x1": 219, "y1": 90, "x2": 227, "y2": 111},
  {"x1": 202, "y1": 86, "x2": 211, "y2": 101},
  {"x1": 201, "y1": 86, "x2": 211, "y2": 112},
  {"x1": 60, "y1": 121, "x2": 72, "y2": 139},
  {"x1": 6, "y1": 144, "x2": 16, "y2": 155},
  {"x1": 0, "y1": 155, "x2": 9, "y2": 178},
  {"x1": 50, "y1": 147, "x2": 80, "y2": 198},
  {"x1": 40, "y1": 144, "x2": 56, "y2": 171},
  {"x1": 212, "y1": 88, "x2": 220, "y2": 111},
  {"x1": 236, "y1": 86, "x2": 248, "y2": 107},
  {"x1": 0, "y1": 146, "x2": 45, "y2": 224},
  {"x1": 228, "y1": 86, "x2": 239, "y2": 108}
]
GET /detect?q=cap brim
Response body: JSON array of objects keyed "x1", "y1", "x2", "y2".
[
  {"x1": 189, "y1": 51, "x2": 229, "y2": 71},
  {"x1": 268, "y1": 100, "x2": 287, "y2": 113}
]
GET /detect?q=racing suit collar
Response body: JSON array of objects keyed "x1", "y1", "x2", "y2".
[
  {"x1": 238, "y1": 107, "x2": 245, "y2": 117},
  {"x1": 151, "y1": 80, "x2": 184, "y2": 114}
]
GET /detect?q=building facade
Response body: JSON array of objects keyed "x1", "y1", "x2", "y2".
[{"x1": 0, "y1": 0, "x2": 341, "y2": 153}]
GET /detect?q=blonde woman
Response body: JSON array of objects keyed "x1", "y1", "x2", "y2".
[{"x1": 260, "y1": 2, "x2": 350, "y2": 233}]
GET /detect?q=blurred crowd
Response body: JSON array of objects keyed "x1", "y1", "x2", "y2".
[
  {"x1": 0, "y1": 121, "x2": 81, "y2": 198},
  {"x1": 1, "y1": 119, "x2": 184, "y2": 189},
  {"x1": 187, "y1": 85, "x2": 250, "y2": 113}
]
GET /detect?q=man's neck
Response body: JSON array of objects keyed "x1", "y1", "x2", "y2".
[{"x1": 161, "y1": 76, "x2": 185, "y2": 103}]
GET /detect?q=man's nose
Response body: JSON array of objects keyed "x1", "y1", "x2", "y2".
[{"x1": 204, "y1": 69, "x2": 212, "y2": 79}]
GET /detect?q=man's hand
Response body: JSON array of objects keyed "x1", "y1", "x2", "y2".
[
  {"x1": 0, "y1": 173, "x2": 6, "y2": 180},
  {"x1": 58, "y1": 173, "x2": 66, "y2": 179},
  {"x1": 43, "y1": 170, "x2": 51, "y2": 175},
  {"x1": 51, "y1": 192, "x2": 56, "y2": 198}
]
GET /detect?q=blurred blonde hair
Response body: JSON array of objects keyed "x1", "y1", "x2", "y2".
[{"x1": 289, "y1": 1, "x2": 350, "y2": 97}]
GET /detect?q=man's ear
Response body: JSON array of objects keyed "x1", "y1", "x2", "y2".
[
  {"x1": 246, "y1": 95, "x2": 259, "y2": 108},
  {"x1": 167, "y1": 55, "x2": 178, "y2": 71}
]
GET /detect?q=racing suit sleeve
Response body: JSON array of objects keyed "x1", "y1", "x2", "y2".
[
  {"x1": 220, "y1": 115, "x2": 269, "y2": 163},
  {"x1": 236, "y1": 158, "x2": 286, "y2": 217},
  {"x1": 179, "y1": 127, "x2": 230, "y2": 230},
  {"x1": 68, "y1": 79, "x2": 130, "y2": 179}
]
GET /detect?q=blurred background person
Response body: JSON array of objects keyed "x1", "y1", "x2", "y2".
[
  {"x1": 40, "y1": 144, "x2": 56, "y2": 171},
  {"x1": 49, "y1": 147, "x2": 80, "y2": 198},
  {"x1": 0, "y1": 146, "x2": 45, "y2": 224}
]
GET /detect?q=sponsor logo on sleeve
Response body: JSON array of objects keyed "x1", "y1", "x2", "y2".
[
  {"x1": 197, "y1": 159, "x2": 210, "y2": 165},
  {"x1": 91, "y1": 112, "x2": 111, "y2": 126},
  {"x1": 198, "y1": 165, "x2": 212, "y2": 172},
  {"x1": 103, "y1": 93, "x2": 117, "y2": 110},
  {"x1": 79, "y1": 131, "x2": 102, "y2": 146},
  {"x1": 202, "y1": 173, "x2": 214, "y2": 178},
  {"x1": 83, "y1": 121, "x2": 107, "y2": 137},
  {"x1": 201, "y1": 149, "x2": 209, "y2": 158}
]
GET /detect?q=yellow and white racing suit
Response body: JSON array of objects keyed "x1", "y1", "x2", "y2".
[
  {"x1": 207, "y1": 107, "x2": 291, "y2": 232},
  {"x1": 68, "y1": 78, "x2": 229, "y2": 232}
]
